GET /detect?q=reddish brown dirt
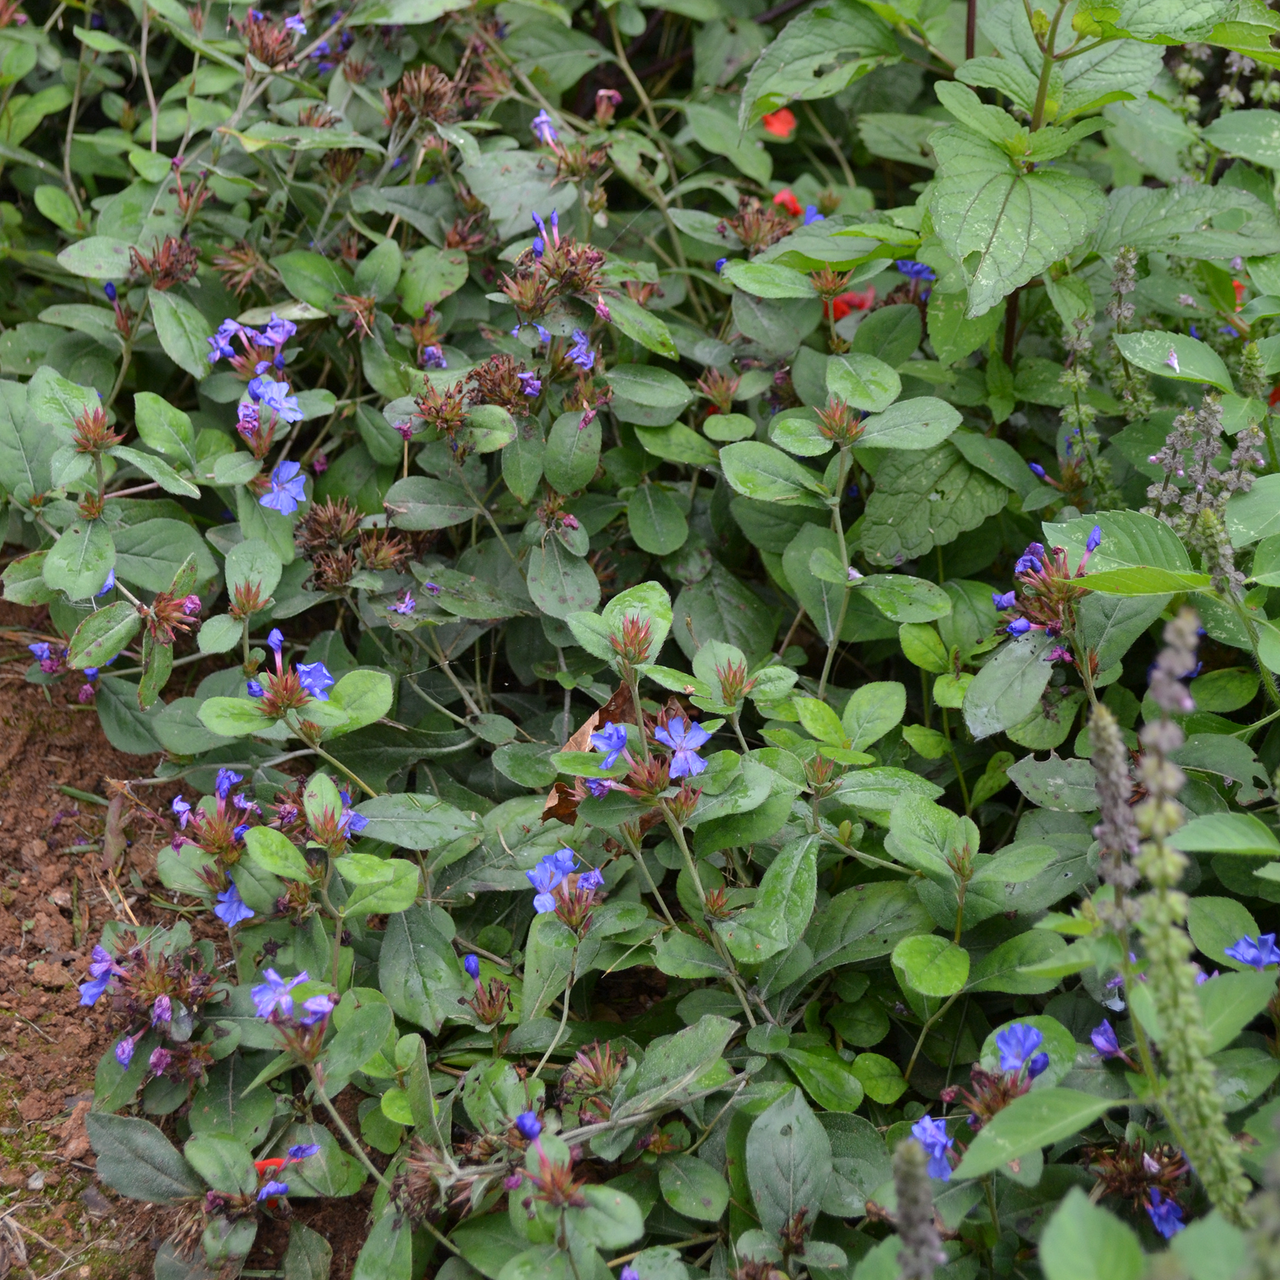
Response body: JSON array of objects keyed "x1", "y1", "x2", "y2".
[{"x1": 0, "y1": 603, "x2": 374, "y2": 1278}]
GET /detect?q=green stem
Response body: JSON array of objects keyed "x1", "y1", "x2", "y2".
[
  {"x1": 818, "y1": 447, "x2": 853, "y2": 700},
  {"x1": 1029, "y1": 1, "x2": 1069, "y2": 132},
  {"x1": 304, "y1": 734, "x2": 378, "y2": 798},
  {"x1": 530, "y1": 949, "x2": 577, "y2": 1087},
  {"x1": 903, "y1": 990, "x2": 962, "y2": 1083}
]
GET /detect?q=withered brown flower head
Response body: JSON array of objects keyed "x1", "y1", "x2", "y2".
[
  {"x1": 212, "y1": 241, "x2": 272, "y2": 298},
  {"x1": 237, "y1": 12, "x2": 297, "y2": 71},
  {"x1": 322, "y1": 148, "x2": 362, "y2": 186},
  {"x1": 383, "y1": 64, "x2": 457, "y2": 129},
  {"x1": 465, "y1": 353, "x2": 534, "y2": 414},
  {"x1": 296, "y1": 497, "x2": 361, "y2": 554},
  {"x1": 131, "y1": 235, "x2": 200, "y2": 291},
  {"x1": 720, "y1": 195, "x2": 791, "y2": 255}
]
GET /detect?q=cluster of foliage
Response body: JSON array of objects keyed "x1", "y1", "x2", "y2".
[{"x1": 9, "y1": 0, "x2": 1280, "y2": 1276}]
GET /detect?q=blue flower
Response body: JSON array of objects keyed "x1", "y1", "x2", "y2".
[
  {"x1": 992, "y1": 590, "x2": 1017, "y2": 610},
  {"x1": 714, "y1": 257, "x2": 727, "y2": 273},
  {"x1": 288, "y1": 1143, "x2": 320, "y2": 1160},
  {"x1": 115, "y1": 1033, "x2": 140, "y2": 1067},
  {"x1": 1028, "y1": 461, "x2": 1046, "y2": 479},
  {"x1": 803, "y1": 205, "x2": 824, "y2": 225},
  {"x1": 579, "y1": 867, "x2": 605, "y2": 893},
  {"x1": 267, "y1": 629, "x2": 283, "y2": 653},
  {"x1": 517, "y1": 371, "x2": 541, "y2": 396},
  {"x1": 527, "y1": 860, "x2": 563, "y2": 913},
  {"x1": 172, "y1": 796, "x2": 192, "y2": 827},
  {"x1": 96, "y1": 569, "x2": 116, "y2": 596},
  {"x1": 251, "y1": 377, "x2": 304, "y2": 423},
  {"x1": 258, "y1": 1180, "x2": 289, "y2": 1202},
  {"x1": 531, "y1": 111, "x2": 558, "y2": 144},
  {"x1": 567, "y1": 329, "x2": 595, "y2": 370},
  {"x1": 421, "y1": 345, "x2": 447, "y2": 369},
  {"x1": 585, "y1": 778, "x2": 613, "y2": 797},
  {"x1": 285, "y1": 13, "x2": 306, "y2": 33},
  {"x1": 532, "y1": 235, "x2": 544, "y2": 258},
  {"x1": 152, "y1": 994, "x2": 171, "y2": 1025},
  {"x1": 910, "y1": 1115, "x2": 952, "y2": 1180},
  {"x1": 27, "y1": 642, "x2": 50, "y2": 661},
  {"x1": 896, "y1": 260, "x2": 936, "y2": 281},
  {"x1": 216, "y1": 768, "x2": 243, "y2": 799},
  {"x1": 996, "y1": 1023, "x2": 1045, "y2": 1073},
  {"x1": 1147, "y1": 1189, "x2": 1184, "y2": 1238},
  {"x1": 215, "y1": 879, "x2": 255, "y2": 927},
  {"x1": 104, "y1": 282, "x2": 117, "y2": 303},
  {"x1": 251, "y1": 968, "x2": 309, "y2": 1019},
  {"x1": 590, "y1": 721, "x2": 628, "y2": 769},
  {"x1": 1086, "y1": 525, "x2": 1102, "y2": 553},
  {"x1": 1220, "y1": 325, "x2": 1239, "y2": 338},
  {"x1": 297, "y1": 661, "x2": 335, "y2": 701},
  {"x1": 548, "y1": 848, "x2": 577, "y2": 876},
  {"x1": 1006, "y1": 617, "x2": 1033, "y2": 637},
  {"x1": 79, "y1": 945, "x2": 119, "y2": 1006},
  {"x1": 298, "y1": 993, "x2": 336, "y2": 1025},
  {"x1": 1225, "y1": 933, "x2": 1280, "y2": 970},
  {"x1": 1015, "y1": 553, "x2": 1042, "y2": 575},
  {"x1": 620, "y1": 1267, "x2": 639, "y2": 1280},
  {"x1": 464, "y1": 954, "x2": 480, "y2": 979},
  {"x1": 515, "y1": 1111, "x2": 542, "y2": 1140},
  {"x1": 247, "y1": 679, "x2": 265, "y2": 697},
  {"x1": 654, "y1": 716, "x2": 711, "y2": 778},
  {"x1": 208, "y1": 318, "x2": 240, "y2": 362},
  {"x1": 389, "y1": 591, "x2": 416, "y2": 615},
  {"x1": 1090, "y1": 1020, "x2": 1120, "y2": 1059},
  {"x1": 260, "y1": 460, "x2": 308, "y2": 515}
]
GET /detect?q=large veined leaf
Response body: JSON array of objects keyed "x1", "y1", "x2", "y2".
[
  {"x1": 1091, "y1": 183, "x2": 1280, "y2": 259},
  {"x1": 738, "y1": 0, "x2": 898, "y2": 127},
  {"x1": 929, "y1": 124, "x2": 1107, "y2": 318}
]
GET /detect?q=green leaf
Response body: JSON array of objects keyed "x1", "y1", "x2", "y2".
[
  {"x1": 1039, "y1": 1188, "x2": 1144, "y2": 1280},
  {"x1": 779, "y1": 1046, "x2": 865, "y2": 1113},
  {"x1": 68, "y1": 601, "x2": 140, "y2": 669},
  {"x1": 113, "y1": 519, "x2": 216, "y2": 593},
  {"x1": 604, "y1": 292, "x2": 677, "y2": 358},
  {"x1": 1173, "y1": 812, "x2": 1280, "y2": 858},
  {"x1": 1187, "y1": 895, "x2": 1261, "y2": 970},
  {"x1": 967, "y1": 931, "x2": 1067, "y2": 994},
  {"x1": 133, "y1": 392, "x2": 196, "y2": 467},
  {"x1": 43, "y1": 518, "x2": 114, "y2": 599},
  {"x1": 673, "y1": 562, "x2": 777, "y2": 666},
  {"x1": 149, "y1": 289, "x2": 214, "y2": 379},
  {"x1": 686, "y1": 102, "x2": 773, "y2": 184},
  {"x1": 892, "y1": 934, "x2": 970, "y2": 997},
  {"x1": 321, "y1": 1002, "x2": 395, "y2": 1086},
  {"x1": 354, "y1": 238, "x2": 402, "y2": 301},
  {"x1": 604, "y1": 364, "x2": 694, "y2": 427},
  {"x1": 857, "y1": 396, "x2": 961, "y2": 450},
  {"x1": 272, "y1": 251, "x2": 355, "y2": 313},
  {"x1": 243, "y1": 826, "x2": 310, "y2": 880},
  {"x1": 385, "y1": 476, "x2": 474, "y2": 531},
  {"x1": 1198, "y1": 970, "x2": 1280, "y2": 1054},
  {"x1": 1201, "y1": 108, "x2": 1280, "y2": 168},
  {"x1": 399, "y1": 246, "x2": 469, "y2": 315},
  {"x1": 723, "y1": 261, "x2": 814, "y2": 298},
  {"x1": 526, "y1": 540, "x2": 601, "y2": 619},
  {"x1": 964, "y1": 633, "x2": 1054, "y2": 740},
  {"x1": 714, "y1": 837, "x2": 817, "y2": 963},
  {"x1": 1113, "y1": 331, "x2": 1234, "y2": 391},
  {"x1": 56, "y1": 234, "x2": 134, "y2": 280},
  {"x1": 1081, "y1": 565, "x2": 1212, "y2": 594},
  {"x1": 861, "y1": 442, "x2": 1009, "y2": 566},
  {"x1": 544, "y1": 411, "x2": 601, "y2": 495},
  {"x1": 658, "y1": 1154, "x2": 730, "y2": 1222},
  {"x1": 929, "y1": 125, "x2": 1106, "y2": 318},
  {"x1": 954, "y1": 1089, "x2": 1117, "y2": 1179},
  {"x1": 745, "y1": 1089, "x2": 832, "y2": 1233},
  {"x1": 109, "y1": 444, "x2": 200, "y2": 498},
  {"x1": 85, "y1": 1112, "x2": 204, "y2": 1203},
  {"x1": 739, "y1": 1, "x2": 898, "y2": 127},
  {"x1": 629, "y1": 483, "x2": 688, "y2": 555},
  {"x1": 856, "y1": 575, "x2": 952, "y2": 623},
  {"x1": 795, "y1": 697, "x2": 847, "y2": 746},
  {"x1": 379, "y1": 906, "x2": 465, "y2": 1034},
  {"x1": 1228, "y1": 473, "x2": 1280, "y2": 547},
  {"x1": 842, "y1": 681, "x2": 906, "y2": 750},
  {"x1": 284, "y1": 1223, "x2": 333, "y2": 1280},
  {"x1": 826, "y1": 353, "x2": 900, "y2": 413},
  {"x1": 720, "y1": 441, "x2": 826, "y2": 506},
  {"x1": 1006, "y1": 753, "x2": 1098, "y2": 812}
]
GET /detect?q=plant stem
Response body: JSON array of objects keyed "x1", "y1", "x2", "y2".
[{"x1": 903, "y1": 990, "x2": 962, "y2": 1083}]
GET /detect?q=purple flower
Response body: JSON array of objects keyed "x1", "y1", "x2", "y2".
[
  {"x1": 1006, "y1": 618, "x2": 1032, "y2": 636},
  {"x1": 261, "y1": 460, "x2": 308, "y2": 515},
  {"x1": 1220, "y1": 325, "x2": 1239, "y2": 338},
  {"x1": 895, "y1": 260, "x2": 936, "y2": 281},
  {"x1": 247, "y1": 679, "x2": 265, "y2": 698},
  {"x1": 288, "y1": 1143, "x2": 321, "y2": 1160},
  {"x1": 79, "y1": 945, "x2": 120, "y2": 1006},
  {"x1": 252, "y1": 377, "x2": 304, "y2": 423},
  {"x1": 208, "y1": 318, "x2": 240, "y2": 362},
  {"x1": 422, "y1": 581, "x2": 441, "y2": 597},
  {"x1": 115, "y1": 1033, "x2": 140, "y2": 1067},
  {"x1": 297, "y1": 662, "x2": 335, "y2": 701},
  {"x1": 152, "y1": 994, "x2": 172, "y2": 1026},
  {"x1": 421, "y1": 344, "x2": 447, "y2": 369},
  {"x1": 264, "y1": 313, "x2": 298, "y2": 348},
  {"x1": 803, "y1": 206, "x2": 824, "y2": 225},
  {"x1": 267, "y1": 629, "x2": 283, "y2": 653},
  {"x1": 996, "y1": 1023, "x2": 1044, "y2": 1073},
  {"x1": 298, "y1": 993, "x2": 336, "y2": 1026},
  {"x1": 1165, "y1": 349, "x2": 1180, "y2": 373},
  {"x1": 251, "y1": 968, "x2": 309, "y2": 1019},
  {"x1": 150, "y1": 1047, "x2": 173, "y2": 1074},
  {"x1": 1028, "y1": 461, "x2": 1046, "y2": 479},
  {"x1": 654, "y1": 716, "x2": 711, "y2": 778},
  {"x1": 27, "y1": 642, "x2": 50, "y2": 662},
  {"x1": 285, "y1": 13, "x2": 306, "y2": 33},
  {"x1": 389, "y1": 591, "x2": 416, "y2": 615},
  {"x1": 579, "y1": 867, "x2": 605, "y2": 893},
  {"x1": 992, "y1": 590, "x2": 1016, "y2": 610},
  {"x1": 585, "y1": 778, "x2": 613, "y2": 798},
  {"x1": 590, "y1": 721, "x2": 628, "y2": 769},
  {"x1": 1091, "y1": 1020, "x2": 1121, "y2": 1059},
  {"x1": 258, "y1": 1181, "x2": 289, "y2": 1202},
  {"x1": 1225, "y1": 933, "x2": 1280, "y2": 970},
  {"x1": 1086, "y1": 525, "x2": 1102, "y2": 553},
  {"x1": 517, "y1": 371, "x2": 541, "y2": 396},
  {"x1": 527, "y1": 861, "x2": 563, "y2": 914},
  {"x1": 1014, "y1": 553, "x2": 1042, "y2": 575},
  {"x1": 567, "y1": 329, "x2": 595, "y2": 370},
  {"x1": 216, "y1": 768, "x2": 243, "y2": 799},
  {"x1": 714, "y1": 258, "x2": 727, "y2": 273},
  {"x1": 620, "y1": 1268, "x2": 639, "y2": 1280},
  {"x1": 215, "y1": 879, "x2": 255, "y2": 927},
  {"x1": 464, "y1": 954, "x2": 480, "y2": 979},
  {"x1": 531, "y1": 111, "x2": 558, "y2": 144},
  {"x1": 515, "y1": 1111, "x2": 542, "y2": 1140},
  {"x1": 910, "y1": 1115, "x2": 952, "y2": 1180},
  {"x1": 547, "y1": 848, "x2": 577, "y2": 876},
  {"x1": 96, "y1": 569, "x2": 116, "y2": 597},
  {"x1": 532, "y1": 235, "x2": 544, "y2": 259},
  {"x1": 338, "y1": 801, "x2": 367, "y2": 836},
  {"x1": 104, "y1": 282, "x2": 117, "y2": 303},
  {"x1": 1147, "y1": 1189, "x2": 1184, "y2": 1239}
]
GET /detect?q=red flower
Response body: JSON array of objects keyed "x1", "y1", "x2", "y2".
[
  {"x1": 827, "y1": 287, "x2": 876, "y2": 321},
  {"x1": 1269, "y1": 385, "x2": 1280, "y2": 407},
  {"x1": 761, "y1": 109, "x2": 796, "y2": 139},
  {"x1": 773, "y1": 188, "x2": 802, "y2": 217},
  {"x1": 1233, "y1": 278, "x2": 1246, "y2": 307}
]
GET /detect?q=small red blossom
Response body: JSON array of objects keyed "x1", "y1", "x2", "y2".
[
  {"x1": 1269, "y1": 385, "x2": 1280, "y2": 407},
  {"x1": 826, "y1": 287, "x2": 876, "y2": 322},
  {"x1": 761, "y1": 109, "x2": 796, "y2": 139},
  {"x1": 773, "y1": 188, "x2": 802, "y2": 218},
  {"x1": 1233, "y1": 278, "x2": 1246, "y2": 307}
]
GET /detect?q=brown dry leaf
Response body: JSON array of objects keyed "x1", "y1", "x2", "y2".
[{"x1": 542, "y1": 685, "x2": 636, "y2": 824}]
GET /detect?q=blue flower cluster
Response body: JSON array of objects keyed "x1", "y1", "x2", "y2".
[{"x1": 525, "y1": 847, "x2": 603, "y2": 913}]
